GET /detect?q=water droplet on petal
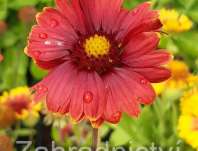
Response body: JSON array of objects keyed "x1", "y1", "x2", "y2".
[
  {"x1": 32, "y1": 51, "x2": 41, "y2": 58},
  {"x1": 39, "y1": 33, "x2": 48, "y2": 39},
  {"x1": 111, "y1": 111, "x2": 121, "y2": 122},
  {"x1": 36, "y1": 84, "x2": 48, "y2": 93},
  {"x1": 83, "y1": 91, "x2": 93, "y2": 103},
  {"x1": 50, "y1": 19, "x2": 58, "y2": 28},
  {"x1": 137, "y1": 97, "x2": 143, "y2": 102},
  {"x1": 132, "y1": 9, "x2": 138, "y2": 15},
  {"x1": 109, "y1": 59, "x2": 113, "y2": 63},
  {"x1": 140, "y1": 79, "x2": 147, "y2": 84},
  {"x1": 44, "y1": 40, "x2": 51, "y2": 45},
  {"x1": 56, "y1": 41, "x2": 63, "y2": 46}
]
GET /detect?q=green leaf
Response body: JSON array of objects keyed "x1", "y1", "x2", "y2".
[
  {"x1": 0, "y1": 0, "x2": 7, "y2": 20},
  {"x1": 8, "y1": 0, "x2": 38, "y2": 9},
  {"x1": 172, "y1": 32, "x2": 198, "y2": 67},
  {"x1": 0, "y1": 49, "x2": 28, "y2": 90},
  {"x1": 110, "y1": 127, "x2": 132, "y2": 146}
]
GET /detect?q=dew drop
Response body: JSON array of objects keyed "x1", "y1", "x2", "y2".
[
  {"x1": 83, "y1": 91, "x2": 93, "y2": 103},
  {"x1": 36, "y1": 84, "x2": 48, "y2": 93},
  {"x1": 39, "y1": 33, "x2": 48, "y2": 39},
  {"x1": 109, "y1": 59, "x2": 113, "y2": 63},
  {"x1": 56, "y1": 41, "x2": 63, "y2": 46},
  {"x1": 137, "y1": 97, "x2": 143, "y2": 102},
  {"x1": 132, "y1": 9, "x2": 138, "y2": 15},
  {"x1": 50, "y1": 19, "x2": 58, "y2": 28},
  {"x1": 44, "y1": 40, "x2": 51, "y2": 45},
  {"x1": 140, "y1": 79, "x2": 147, "y2": 84}
]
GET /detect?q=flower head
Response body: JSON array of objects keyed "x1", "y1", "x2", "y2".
[
  {"x1": 159, "y1": 8, "x2": 193, "y2": 33},
  {"x1": 0, "y1": 86, "x2": 41, "y2": 124},
  {"x1": 25, "y1": 0, "x2": 171, "y2": 127},
  {"x1": 178, "y1": 88, "x2": 198, "y2": 149}
]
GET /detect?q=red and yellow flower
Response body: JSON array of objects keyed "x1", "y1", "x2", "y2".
[
  {"x1": 25, "y1": 0, "x2": 171, "y2": 127},
  {"x1": 0, "y1": 87, "x2": 41, "y2": 126}
]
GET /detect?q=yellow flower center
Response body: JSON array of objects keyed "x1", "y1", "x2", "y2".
[{"x1": 84, "y1": 34, "x2": 110, "y2": 57}]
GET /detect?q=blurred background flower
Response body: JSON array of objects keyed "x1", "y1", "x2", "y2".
[{"x1": 159, "y1": 8, "x2": 193, "y2": 33}]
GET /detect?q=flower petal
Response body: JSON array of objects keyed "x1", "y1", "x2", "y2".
[
  {"x1": 32, "y1": 62, "x2": 77, "y2": 115},
  {"x1": 123, "y1": 50, "x2": 171, "y2": 68},
  {"x1": 117, "y1": 2, "x2": 161, "y2": 40},
  {"x1": 133, "y1": 67, "x2": 171, "y2": 83},
  {"x1": 83, "y1": 72, "x2": 106, "y2": 121},
  {"x1": 26, "y1": 7, "x2": 78, "y2": 68},
  {"x1": 104, "y1": 67, "x2": 155, "y2": 118},
  {"x1": 55, "y1": 0, "x2": 86, "y2": 34},
  {"x1": 122, "y1": 32, "x2": 160, "y2": 59}
]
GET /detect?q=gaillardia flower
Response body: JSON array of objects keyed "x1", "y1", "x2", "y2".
[
  {"x1": 159, "y1": 8, "x2": 193, "y2": 33},
  {"x1": 0, "y1": 86, "x2": 41, "y2": 124},
  {"x1": 25, "y1": 0, "x2": 171, "y2": 127},
  {"x1": 178, "y1": 88, "x2": 198, "y2": 149}
]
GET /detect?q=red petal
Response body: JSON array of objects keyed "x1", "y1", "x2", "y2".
[
  {"x1": 117, "y1": 2, "x2": 161, "y2": 40},
  {"x1": 83, "y1": 72, "x2": 106, "y2": 121},
  {"x1": 32, "y1": 62, "x2": 77, "y2": 115},
  {"x1": 55, "y1": 0, "x2": 86, "y2": 34},
  {"x1": 133, "y1": 67, "x2": 171, "y2": 83},
  {"x1": 91, "y1": 118, "x2": 104, "y2": 128},
  {"x1": 68, "y1": 71, "x2": 88, "y2": 122},
  {"x1": 122, "y1": 32, "x2": 159, "y2": 58},
  {"x1": 104, "y1": 68, "x2": 151, "y2": 118},
  {"x1": 35, "y1": 59, "x2": 65, "y2": 70},
  {"x1": 98, "y1": 0, "x2": 124, "y2": 33},
  {"x1": 123, "y1": 51, "x2": 171, "y2": 68}
]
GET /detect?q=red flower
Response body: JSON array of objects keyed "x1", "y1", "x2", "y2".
[{"x1": 25, "y1": 0, "x2": 171, "y2": 127}]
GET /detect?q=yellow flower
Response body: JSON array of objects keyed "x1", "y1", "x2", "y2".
[
  {"x1": 152, "y1": 82, "x2": 166, "y2": 95},
  {"x1": 167, "y1": 60, "x2": 190, "y2": 88},
  {"x1": 178, "y1": 115, "x2": 198, "y2": 149},
  {"x1": 178, "y1": 88, "x2": 198, "y2": 149},
  {"x1": 187, "y1": 75, "x2": 198, "y2": 88},
  {"x1": 159, "y1": 8, "x2": 193, "y2": 33},
  {"x1": 180, "y1": 88, "x2": 198, "y2": 116},
  {"x1": 153, "y1": 60, "x2": 191, "y2": 94},
  {"x1": 0, "y1": 86, "x2": 41, "y2": 125}
]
